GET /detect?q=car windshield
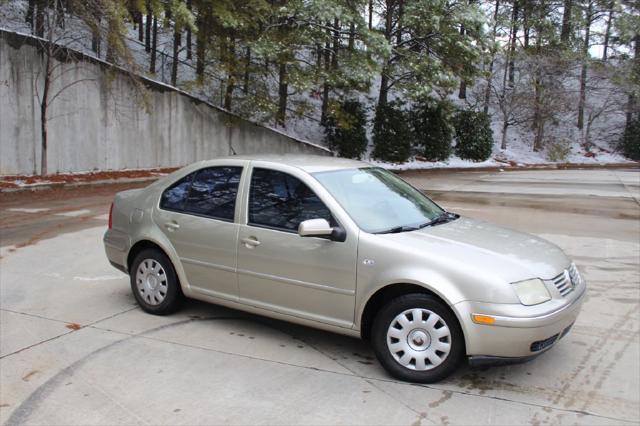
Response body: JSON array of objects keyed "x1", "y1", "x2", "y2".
[{"x1": 313, "y1": 167, "x2": 444, "y2": 234}]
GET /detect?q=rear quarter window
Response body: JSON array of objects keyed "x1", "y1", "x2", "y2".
[{"x1": 160, "y1": 172, "x2": 196, "y2": 211}]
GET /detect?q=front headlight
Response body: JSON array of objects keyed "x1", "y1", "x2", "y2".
[{"x1": 512, "y1": 279, "x2": 551, "y2": 306}]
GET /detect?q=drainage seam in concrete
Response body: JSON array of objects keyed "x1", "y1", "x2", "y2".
[{"x1": 0, "y1": 306, "x2": 139, "y2": 360}]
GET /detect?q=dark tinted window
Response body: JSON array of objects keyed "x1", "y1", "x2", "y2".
[
  {"x1": 183, "y1": 167, "x2": 242, "y2": 220},
  {"x1": 249, "y1": 168, "x2": 332, "y2": 231},
  {"x1": 160, "y1": 172, "x2": 195, "y2": 211}
]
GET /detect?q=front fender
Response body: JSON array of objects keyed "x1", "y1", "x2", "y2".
[{"x1": 355, "y1": 268, "x2": 466, "y2": 329}]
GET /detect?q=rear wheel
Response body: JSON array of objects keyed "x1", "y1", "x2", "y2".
[
  {"x1": 130, "y1": 248, "x2": 183, "y2": 315},
  {"x1": 371, "y1": 293, "x2": 464, "y2": 383}
]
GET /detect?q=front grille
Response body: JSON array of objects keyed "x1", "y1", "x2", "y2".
[
  {"x1": 568, "y1": 263, "x2": 582, "y2": 286},
  {"x1": 549, "y1": 263, "x2": 582, "y2": 297},
  {"x1": 551, "y1": 271, "x2": 573, "y2": 296}
]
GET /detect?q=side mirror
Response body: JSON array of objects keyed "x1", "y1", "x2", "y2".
[{"x1": 298, "y1": 218, "x2": 333, "y2": 238}]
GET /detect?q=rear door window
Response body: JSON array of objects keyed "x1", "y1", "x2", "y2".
[{"x1": 183, "y1": 167, "x2": 243, "y2": 221}]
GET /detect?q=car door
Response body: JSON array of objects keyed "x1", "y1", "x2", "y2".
[
  {"x1": 154, "y1": 165, "x2": 244, "y2": 301},
  {"x1": 237, "y1": 166, "x2": 358, "y2": 328}
]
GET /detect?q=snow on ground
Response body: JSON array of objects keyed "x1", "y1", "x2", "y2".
[
  {"x1": 370, "y1": 157, "x2": 500, "y2": 171},
  {"x1": 371, "y1": 149, "x2": 634, "y2": 171}
]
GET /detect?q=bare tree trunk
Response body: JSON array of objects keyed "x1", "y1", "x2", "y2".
[
  {"x1": 196, "y1": 14, "x2": 205, "y2": 79},
  {"x1": 499, "y1": 20, "x2": 512, "y2": 149},
  {"x1": 186, "y1": 0, "x2": 192, "y2": 59},
  {"x1": 315, "y1": 43, "x2": 322, "y2": 68},
  {"x1": 137, "y1": 12, "x2": 144, "y2": 42},
  {"x1": 523, "y1": 1, "x2": 530, "y2": 49},
  {"x1": 533, "y1": 110, "x2": 545, "y2": 151},
  {"x1": 171, "y1": 27, "x2": 181, "y2": 86},
  {"x1": 577, "y1": 1, "x2": 592, "y2": 131},
  {"x1": 533, "y1": 65, "x2": 545, "y2": 151},
  {"x1": 459, "y1": 0, "x2": 477, "y2": 99},
  {"x1": 348, "y1": 21, "x2": 355, "y2": 50},
  {"x1": 377, "y1": 1, "x2": 393, "y2": 107},
  {"x1": 91, "y1": 15, "x2": 101, "y2": 56},
  {"x1": 458, "y1": 19, "x2": 467, "y2": 99},
  {"x1": 223, "y1": 37, "x2": 236, "y2": 110},
  {"x1": 626, "y1": 35, "x2": 639, "y2": 128},
  {"x1": 243, "y1": 47, "x2": 251, "y2": 94},
  {"x1": 321, "y1": 83, "x2": 330, "y2": 124},
  {"x1": 560, "y1": 0, "x2": 573, "y2": 44},
  {"x1": 145, "y1": 2, "x2": 151, "y2": 53},
  {"x1": 332, "y1": 17, "x2": 339, "y2": 69},
  {"x1": 368, "y1": 0, "x2": 373, "y2": 30},
  {"x1": 533, "y1": 28, "x2": 544, "y2": 152},
  {"x1": 105, "y1": 17, "x2": 115, "y2": 63},
  {"x1": 483, "y1": 0, "x2": 500, "y2": 113},
  {"x1": 508, "y1": 0, "x2": 519, "y2": 86},
  {"x1": 276, "y1": 62, "x2": 288, "y2": 127},
  {"x1": 55, "y1": 0, "x2": 64, "y2": 29},
  {"x1": 321, "y1": 19, "x2": 340, "y2": 124},
  {"x1": 501, "y1": 114, "x2": 509, "y2": 150},
  {"x1": 149, "y1": 16, "x2": 157, "y2": 73},
  {"x1": 35, "y1": 0, "x2": 45, "y2": 37},
  {"x1": 577, "y1": 58, "x2": 588, "y2": 130},
  {"x1": 320, "y1": 24, "x2": 332, "y2": 124},
  {"x1": 396, "y1": 0, "x2": 403, "y2": 44},
  {"x1": 40, "y1": 22, "x2": 54, "y2": 175},
  {"x1": 585, "y1": 114, "x2": 593, "y2": 149},
  {"x1": 602, "y1": 2, "x2": 613, "y2": 61},
  {"x1": 458, "y1": 83, "x2": 467, "y2": 99},
  {"x1": 26, "y1": 0, "x2": 35, "y2": 29}
]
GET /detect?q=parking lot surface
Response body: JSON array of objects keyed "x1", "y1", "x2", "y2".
[{"x1": 1, "y1": 168, "x2": 639, "y2": 425}]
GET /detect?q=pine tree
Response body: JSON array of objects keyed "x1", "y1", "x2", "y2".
[
  {"x1": 372, "y1": 102, "x2": 412, "y2": 163},
  {"x1": 411, "y1": 99, "x2": 453, "y2": 162},
  {"x1": 249, "y1": 0, "x2": 384, "y2": 127},
  {"x1": 376, "y1": 0, "x2": 484, "y2": 107},
  {"x1": 323, "y1": 99, "x2": 368, "y2": 159},
  {"x1": 620, "y1": 115, "x2": 640, "y2": 160},
  {"x1": 454, "y1": 109, "x2": 494, "y2": 162}
]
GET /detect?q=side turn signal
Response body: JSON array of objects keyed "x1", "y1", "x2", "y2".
[{"x1": 472, "y1": 314, "x2": 496, "y2": 325}]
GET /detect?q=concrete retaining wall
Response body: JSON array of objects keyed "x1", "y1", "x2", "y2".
[{"x1": 0, "y1": 30, "x2": 329, "y2": 176}]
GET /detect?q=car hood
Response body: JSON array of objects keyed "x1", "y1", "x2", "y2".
[{"x1": 384, "y1": 217, "x2": 569, "y2": 283}]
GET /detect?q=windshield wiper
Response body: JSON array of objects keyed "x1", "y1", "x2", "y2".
[
  {"x1": 375, "y1": 225, "x2": 420, "y2": 234},
  {"x1": 419, "y1": 211, "x2": 459, "y2": 228},
  {"x1": 375, "y1": 212, "x2": 459, "y2": 234}
]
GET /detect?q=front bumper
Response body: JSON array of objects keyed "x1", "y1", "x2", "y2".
[{"x1": 455, "y1": 285, "x2": 586, "y2": 358}]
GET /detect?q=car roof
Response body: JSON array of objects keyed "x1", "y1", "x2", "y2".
[{"x1": 201, "y1": 154, "x2": 369, "y2": 173}]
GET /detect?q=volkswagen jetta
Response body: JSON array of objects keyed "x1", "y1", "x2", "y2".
[{"x1": 104, "y1": 155, "x2": 586, "y2": 383}]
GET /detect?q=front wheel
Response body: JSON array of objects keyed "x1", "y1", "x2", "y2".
[{"x1": 371, "y1": 293, "x2": 464, "y2": 383}]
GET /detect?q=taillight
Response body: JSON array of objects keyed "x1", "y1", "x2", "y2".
[{"x1": 108, "y1": 203, "x2": 114, "y2": 229}]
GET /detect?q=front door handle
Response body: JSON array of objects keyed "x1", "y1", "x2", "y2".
[
  {"x1": 241, "y1": 236, "x2": 261, "y2": 248},
  {"x1": 165, "y1": 221, "x2": 180, "y2": 232}
]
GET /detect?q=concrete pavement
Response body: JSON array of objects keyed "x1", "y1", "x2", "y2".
[{"x1": 1, "y1": 168, "x2": 639, "y2": 425}]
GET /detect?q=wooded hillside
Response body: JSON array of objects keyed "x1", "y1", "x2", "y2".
[{"x1": 3, "y1": 0, "x2": 639, "y2": 166}]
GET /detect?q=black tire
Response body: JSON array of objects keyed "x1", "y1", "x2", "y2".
[
  {"x1": 130, "y1": 248, "x2": 184, "y2": 315},
  {"x1": 371, "y1": 293, "x2": 464, "y2": 383}
]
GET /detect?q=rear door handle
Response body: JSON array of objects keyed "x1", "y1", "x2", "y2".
[
  {"x1": 165, "y1": 221, "x2": 180, "y2": 232},
  {"x1": 241, "y1": 237, "x2": 261, "y2": 248}
]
